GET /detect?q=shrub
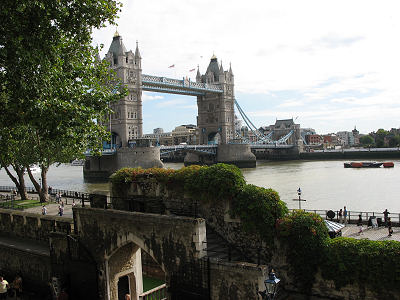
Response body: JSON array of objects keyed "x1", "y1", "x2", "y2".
[
  {"x1": 232, "y1": 184, "x2": 288, "y2": 242},
  {"x1": 322, "y1": 238, "x2": 400, "y2": 295},
  {"x1": 277, "y1": 210, "x2": 329, "y2": 292}
]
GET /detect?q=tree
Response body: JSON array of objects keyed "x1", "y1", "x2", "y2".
[
  {"x1": 0, "y1": 0, "x2": 124, "y2": 202},
  {"x1": 359, "y1": 135, "x2": 374, "y2": 147},
  {"x1": 375, "y1": 129, "x2": 388, "y2": 148}
]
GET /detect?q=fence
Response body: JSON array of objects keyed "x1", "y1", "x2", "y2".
[
  {"x1": 139, "y1": 284, "x2": 167, "y2": 300},
  {"x1": 292, "y1": 209, "x2": 400, "y2": 226}
]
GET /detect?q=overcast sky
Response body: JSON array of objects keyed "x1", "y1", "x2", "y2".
[{"x1": 92, "y1": 0, "x2": 400, "y2": 134}]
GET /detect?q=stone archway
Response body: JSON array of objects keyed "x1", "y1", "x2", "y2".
[{"x1": 208, "y1": 132, "x2": 221, "y2": 144}]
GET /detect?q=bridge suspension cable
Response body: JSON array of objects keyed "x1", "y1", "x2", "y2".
[{"x1": 234, "y1": 100, "x2": 272, "y2": 143}]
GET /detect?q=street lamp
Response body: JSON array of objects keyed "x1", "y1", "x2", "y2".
[
  {"x1": 259, "y1": 270, "x2": 280, "y2": 300},
  {"x1": 293, "y1": 187, "x2": 306, "y2": 210}
]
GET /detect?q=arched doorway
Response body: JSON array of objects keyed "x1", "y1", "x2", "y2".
[{"x1": 107, "y1": 242, "x2": 166, "y2": 300}]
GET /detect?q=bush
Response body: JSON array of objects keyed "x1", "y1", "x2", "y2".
[
  {"x1": 277, "y1": 210, "x2": 329, "y2": 292},
  {"x1": 322, "y1": 238, "x2": 400, "y2": 295},
  {"x1": 232, "y1": 184, "x2": 287, "y2": 243}
]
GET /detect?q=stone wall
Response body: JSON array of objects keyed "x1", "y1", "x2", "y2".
[
  {"x1": 0, "y1": 208, "x2": 73, "y2": 242},
  {"x1": 0, "y1": 245, "x2": 52, "y2": 297}
]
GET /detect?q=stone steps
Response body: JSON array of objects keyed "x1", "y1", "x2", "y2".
[{"x1": 205, "y1": 225, "x2": 246, "y2": 262}]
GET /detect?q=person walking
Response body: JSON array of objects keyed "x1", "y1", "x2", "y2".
[
  {"x1": 383, "y1": 209, "x2": 390, "y2": 227},
  {"x1": 58, "y1": 205, "x2": 64, "y2": 216},
  {"x1": 12, "y1": 275, "x2": 22, "y2": 300},
  {"x1": 357, "y1": 214, "x2": 363, "y2": 235},
  {"x1": 338, "y1": 208, "x2": 343, "y2": 223},
  {"x1": 0, "y1": 276, "x2": 9, "y2": 300},
  {"x1": 343, "y1": 206, "x2": 348, "y2": 225},
  {"x1": 388, "y1": 217, "x2": 393, "y2": 237},
  {"x1": 42, "y1": 205, "x2": 47, "y2": 215}
]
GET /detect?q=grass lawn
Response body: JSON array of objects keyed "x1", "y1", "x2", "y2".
[
  {"x1": 0, "y1": 199, "x2": 43, "y2": 209},
  {"x1": 143, "y1": 275, "x2": 165, "y2": 292}
]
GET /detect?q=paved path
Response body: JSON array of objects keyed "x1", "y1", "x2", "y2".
[
  {"x1": 24, "y1": 203, "x2": 75, "y2": 218},
  {"x1": 341, "y1": 224, "x2": 400, "y2": 242}
]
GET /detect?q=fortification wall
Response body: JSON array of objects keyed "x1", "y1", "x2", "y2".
[{"x1": 0, "y1": 208, "x2": 73, "y2": 242}]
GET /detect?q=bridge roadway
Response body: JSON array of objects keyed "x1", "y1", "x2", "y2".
[{"x1": 141, "y1": 74, "x2": 223, "y2": 96}]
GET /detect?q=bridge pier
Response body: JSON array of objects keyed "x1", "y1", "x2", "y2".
[
  {"x1": 83, "y1": 147, "x2": 163, "y2": 182},
  {"x1": 217, "y1": 144, "x2": 256, "y2": 168}
]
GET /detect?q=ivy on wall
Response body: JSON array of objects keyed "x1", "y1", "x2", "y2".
[{"x1": 110, "y1": 164, "x2": 400, "y2": 296}]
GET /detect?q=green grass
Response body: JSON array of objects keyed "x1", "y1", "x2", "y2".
[
  {"x1": 0, "y1": 199, "x2": 43, "y2": 209},
  {"x1": 143, "y1": 276, "x2": 165, "y2": 292}
]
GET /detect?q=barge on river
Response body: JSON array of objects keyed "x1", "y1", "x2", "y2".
[{"x1": 344, "y1": 161, "x2": 394, "y2": 168}]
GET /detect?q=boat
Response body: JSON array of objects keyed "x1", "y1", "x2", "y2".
[
  {"x1": 70, "y1": 159, "x2": 85, "y2": 166},
  {"x1": 24, "y1": 164, "x2": 41, "y2": 174},
  {"x1": 383, "y1": 162, "x2": 394, "y2": 168},
  {"x1": 344, "y1": 162, "x2": 383, "y2": 168}
]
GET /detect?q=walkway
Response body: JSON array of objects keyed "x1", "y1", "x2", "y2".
[{"x1": 341, "y1": 224, "x2": 400, "y2": 242}]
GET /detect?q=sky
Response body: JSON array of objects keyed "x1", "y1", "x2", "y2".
[{"x1": 92, "y1": 0, "x2": 400, "y2": 135}]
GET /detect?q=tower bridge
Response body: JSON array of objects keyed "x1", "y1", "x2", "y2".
[{"x1": 84, "y1": 32, "x2": 301, "y2": 180}]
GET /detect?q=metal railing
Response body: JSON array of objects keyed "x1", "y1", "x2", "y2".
[
  {"x1": 291, "y1": 209, "x2": 400, "y2": 226},
  {"x1": 139, "y1": 284, "x2": 167, "y2": 300}
]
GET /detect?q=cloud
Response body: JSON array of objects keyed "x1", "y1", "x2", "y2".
[
  {"x1": 92, "y1": 0, "x2": 400, "y2": 134},
  {"x1": 278, "y1": 100, "x2": 305, "y2": 108},
  {"x1": 156, "y1": 98, "x2": 189, "y2": 108},
  {"x1": 142, "y1": 93, "x2": 164, "y2": 102}
]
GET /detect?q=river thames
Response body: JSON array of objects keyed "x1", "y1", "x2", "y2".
[{"x1": 1, "y1": 159, "x2": 399, "y2": 212}]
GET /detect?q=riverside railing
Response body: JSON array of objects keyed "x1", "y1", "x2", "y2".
[{"x1": 290, "y1": 209, "x2": 399, "y2": 226}]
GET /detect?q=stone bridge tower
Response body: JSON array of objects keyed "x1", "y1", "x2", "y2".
[
  {"x1": 105, "y1": 31, "x2": 143, "y2": 147},
  {"x1": 196, "y1": 55, "x2": 235, "y2": 145}
]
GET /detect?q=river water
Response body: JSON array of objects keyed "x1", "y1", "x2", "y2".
[{"x1": 1, "y1": 159, "x2": 399, "y2": 212}]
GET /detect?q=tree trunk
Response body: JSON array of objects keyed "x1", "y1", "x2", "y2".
[
  {"x1": 15, "y1": 165, "x2": 28, "y2": 200},
  {"x1": 27, "y1": 166, "x2": 49, "y2": 203},
  {"x1": 3, "y1": 165, "x2": 28, "y2": 200}
]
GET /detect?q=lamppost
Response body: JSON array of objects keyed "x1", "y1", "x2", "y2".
[
  {"x1": 259, "y1": 270, "x2": 280, "y2": 300},
  {"x1": 293, "y1": 187, "x2": 306, "y2": 210}
]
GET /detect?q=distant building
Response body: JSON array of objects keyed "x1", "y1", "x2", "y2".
[
  {"x1": 306, "y1": 134, "x2": 322, "y2": 145},
  {"x1": 337, "y1": 131, "x2": 356, "y2": 147},
  {"x1": 172, "y1": 124, "x2": 198, "y2": 145}
]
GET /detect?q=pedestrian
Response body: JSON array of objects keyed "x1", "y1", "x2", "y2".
[
  {"x1": 388, "y1": 217, "x2": 393, "y2": 237},
  {"x1": 0, "y1": 276, "x2": 9, "y2": 300},
  {"x1": 72, "y1": 199, "x2": 76, "y2": 207},
  {"x1": 12, "y1": 275, "x2": 22, "y2": 300},
  {"x1": 42, "y1": 205, "x2": 47, "y2": 215},
  {"x1": 61, "y1": 200, "x2": 64, "y2": 208},
  {"x1": 49, "y1": 186, "x2": 52, "y2": 195},
  {"x1": 357, "y1": 214, "x2": 363, "y2": 235},
  {"x1": 56, "y1": 192, "x2": 60, "y2": 203},
  {"x1": 125, "y1": 294, "x2": 131, "y2": 300},
  {"x1": 57, "y1": 288, "x2": 69, "y2": 300},
  {"x1": 383, "y1": 209, "x2": 390, "y2": 227},
  {"x1": 338, "y1": 208, "x2": 343, "y2": 223},
  {"x1": 343, "y1": 206, "x2": 348, "y2": 225},
  {"x1": 58, "y1": 205, "x2": 64, "y2": 216}
]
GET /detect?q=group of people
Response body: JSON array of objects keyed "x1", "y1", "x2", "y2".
[
  {"x1": 338, "y1": 206, "x2": 348, "y2": 225},
  {"x1": 0, "y1": 275, "x2": 22, "y2": 300},
  {"x1": 338, "y1": 207, "x2": 394, "y2": 237}
]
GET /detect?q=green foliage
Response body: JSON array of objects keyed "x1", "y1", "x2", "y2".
[
  {"x1": 359, "y1": 135, "x2": 374, "y2": 146},
  {"x1": 322, "y1": 238, "x2": 400, "y2": 294},
  {"x1": 277, "y1": 210, "x2": 329, "y2": 292},
  {"x1": 111, "y1": 164, "x2": 245, "y2": 202},
  {"x1": 184, "y1": 163, "x2": 245, "y2": 202},
  {"x1": 0, "y1": 0, "x2": 123, "y2": 200},
  {"x1": 232, "y1": 184, "x2": 287, "y2": 242}
]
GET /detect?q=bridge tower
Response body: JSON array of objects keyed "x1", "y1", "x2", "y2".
[
  {"x1": 104, "y1": 31, "x2": 143, "y2": 147},
  {"x1": 197, "y1": 55, "x2": 235, "y2": 145}
]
